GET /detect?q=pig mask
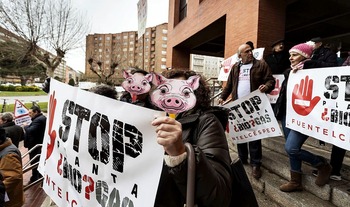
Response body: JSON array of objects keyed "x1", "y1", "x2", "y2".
[
  {"x1": 121, "y1": 70, "x2": 153, "y2": 97},
  {"x1": 151, "y1": 73, "x2": 200, "y2": 114}
]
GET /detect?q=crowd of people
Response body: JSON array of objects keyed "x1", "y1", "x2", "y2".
[{"x1": 0, "y1": 37, "x2": 349, "y2": 206}]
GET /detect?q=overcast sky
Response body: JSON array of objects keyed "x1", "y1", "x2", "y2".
[{"x1": 65, "y1": 0, "x2": 169, "y2": 73}]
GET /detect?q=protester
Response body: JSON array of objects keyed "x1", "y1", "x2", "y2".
[
  {"x1": 303, "y1": 38, "x2": 345, "y2": 181},
  {"x1": 304, "y1": 37, "x2": 338, "y2": 68},
  {"x1": 88, "y1": 84, "x2": 118, "y2": 99},
  {"x1": 218, "y1": 43, "x2": 275, "y2": 179},
  {"x1": 342, "y1": 51, "x2": 350, "y2": 66},
  {"x1": 278, "y1": 42, "x2": 332, "y2": 192},
  {"x1": 0, "y1": 112, "x2": 24, "y2": 147},
  {"x1": 0, "y1": 127, "x2": 24, "y2": 207},
  {"x1": 120, "y1": 68, "x2": 158, "y2": 109},
  {"x1": 246, "y1": 41, "x2": 255, "y2": 50},
  {"x1": 152, "y1": 69, "x2": 232, "y2": 206},
  {"x1": 23, "y1": 105, "x2": 46, "y2": 184},
  {"x1": 265, "y1": 39, "x2": 290, "y2": 74}
]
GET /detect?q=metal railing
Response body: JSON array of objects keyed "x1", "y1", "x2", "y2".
[{"x1": 22, "y1": 144, "x2": 44, "y2": 191}]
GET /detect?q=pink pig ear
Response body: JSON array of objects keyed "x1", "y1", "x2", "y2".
[
  {"x1": 187, "y1": 75, "x2": 200, "y2": 90},
  {"x1": 152, "y1": 73, "x2": 167, "y2": 86},
  {"x1": 145, "y1": 73, "x2": 153, "y2": 83},
  {"x1": 122, "y1": 70, "x2": 131, "y2": 79}
]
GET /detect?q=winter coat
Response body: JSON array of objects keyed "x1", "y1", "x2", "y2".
[
  {"x1": 273, "y1": 68, "x2": 291, "y2": 120},
  {"x1": 0, "y1": 139, "x2": 24, "y2": 207},
  {"x1": 154, "y1": 107, "x2": 232, "y2": 207},
  {"x1": 265, "y1": 51, "x2": 290, "y2": 74},
  {"x1": 0, "y1": 121, "x2": 24, "y2": 147},
  {"x1": 24, "y1": 113, "x2": 46, "y2": 148},
  {"x1": 304, "y1": 47, "x2": 338, "y2": 68},
  {"x1": 220, "y1": 59, "x2": 275, "y2": 101}
]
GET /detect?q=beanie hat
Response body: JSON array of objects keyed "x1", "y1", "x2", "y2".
[{"x1": 289, "y1": 42, "x2": 314, "y2": 58}]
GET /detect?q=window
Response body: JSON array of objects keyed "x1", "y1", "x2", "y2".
[
  {"x1": 162, "y1": 36, "x2": 167, "y2": 41},
  {"x1": 162, "y1": 29, "x2": 168, "y2": 34},
  {"x1": 162, "y1": 44, "x2": 167, "y2": 48},
  {"x1": 179, "y1": 0, "x2": 187, "y2": 21},
  {"x1": 106, "y1": 37, "x2": 110, "y2": 40},
  {"x1": 161, "y1": 51, "x2": 167, "y2": 55}
]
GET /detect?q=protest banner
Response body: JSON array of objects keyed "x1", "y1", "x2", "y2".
[
  {"x1": 218, "y1": 48, "x2": 265, "y2": 81},
  {"x1": 38, "y1": 79, "x2": 165, "y2": 207},
  {"x1": 224, "y1": 90, "x2": 282, "y2": 144},
  {"x1": 286, "y1": 66, "x2": 350, "y2": 151},
  {"x1": 13, "y1": 99, "x2": 31, "y2": 125},
  {"x1": 267, "y1": 74, "x2": 285, "y2": 104}
]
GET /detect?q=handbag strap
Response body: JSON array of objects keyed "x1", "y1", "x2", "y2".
[{"x1": 184, "y1": 142, "x2": 195, "y2": 207}]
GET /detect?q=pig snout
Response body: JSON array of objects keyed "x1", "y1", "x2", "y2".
[
  {"x1": 162, "y1": 97, "x2": 184, "y2": 110},
  {"x1": 130, "y1": 85, "x2": 142, "y2": 92}
]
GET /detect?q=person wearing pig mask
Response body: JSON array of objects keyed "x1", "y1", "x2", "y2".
[
  {"x1": 151, "y1": 69, "x2": 232, "y2": 207},
  {"x1": 120, "y1": 68, "x2": 159, "y2": 110}
]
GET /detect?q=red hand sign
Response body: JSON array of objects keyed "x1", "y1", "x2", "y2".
[
  {"x1": 292, "y1": 76, "x2": 320, "y2": 116},
  {"x1": 46, "y1": 91, "x2": 57, "y2": 161},
  {"x1": 270, "y1": 79, "x2": 281, "y2": 96}
]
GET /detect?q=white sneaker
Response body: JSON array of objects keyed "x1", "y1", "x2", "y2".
[{"x1": 330, "y1": 175, "x2": 341, "y2": 181}]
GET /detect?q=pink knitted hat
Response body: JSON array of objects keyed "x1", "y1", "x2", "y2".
[{"x1": 289, "y1": 42, "x2": 314, "y2": 58}]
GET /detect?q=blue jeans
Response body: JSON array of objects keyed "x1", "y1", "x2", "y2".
[{"x1": 285, "y1": 129, "x2": 324, "y2": 173}]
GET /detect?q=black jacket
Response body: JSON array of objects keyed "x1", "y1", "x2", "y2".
[
  {"x1": 24, "y1": 113, "x2": 46, "y2": 148},
  {"x1": 0, "y1": 122, "x2": 24, "y2": 147},
  {"x1": 154, "y1": 107, "x2": 232, "y2": 207},
  {"x1": 304, "y1": 47, "x2": 338, "y2": 68},
  {"x1": 265, "y1": 51, "x2": 290, "y2": 74}
]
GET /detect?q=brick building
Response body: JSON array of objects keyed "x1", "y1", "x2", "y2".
[
  {"x1": 85, "y1": 23, "x2": 168, "y2": 84},
  {"x1": 166, "y1": 0, "x2": 350, "y2": 69}
]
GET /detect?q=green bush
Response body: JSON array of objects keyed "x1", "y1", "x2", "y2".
[{"x1": 0, "y1": 85, "x2": 41, "y2": 92}]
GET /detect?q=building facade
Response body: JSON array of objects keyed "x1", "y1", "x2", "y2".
[
  {"x1": 85, "y1": 23, "x2": 168, "y2": 84},
  {"x1": 190, "y1": 54, "x2": 223, "y2": 79},
  {"x1": 166, "y1": 0, "x2": 350, "y2": 70}
]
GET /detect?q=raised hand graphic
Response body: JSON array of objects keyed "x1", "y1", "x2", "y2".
[
  {"x1": 46, "y1": 91, "x2": 57, "y2": 161},
  {"x1": 270, "y1": 79, "x2": 281, "y2": 96},
  {"x1": 292, "y1": 75, "x2": 320, "y2": 116}
]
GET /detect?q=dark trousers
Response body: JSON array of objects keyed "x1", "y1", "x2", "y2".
[
  {"x1": 237, "y1": 140, "x2": 262, "y2": 166},
  {"x1": 330, "y1": 145, "x2": 346, "y2": 175},
  {"x1": 29, "y1": 146, "x2": 42, "y2": 181}
]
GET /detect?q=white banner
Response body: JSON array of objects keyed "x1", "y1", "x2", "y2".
[
  {"x1": 267, "y1": 74, "x2": 285, "y2": 104},
  {"x1": 38, "y1": 79, "x2": 165, "y2": 207},
  {"x1": 137, "y1": 0, "x2": 147, "y2": 38},
  {"x1": 286, "y1": 66, "x2": 350, "y2": 151},
  {"x1": 224, "y1": 90, "x2": 282, "y2": 144},
  {"x1": 218, "y1": 48, "x2": 265, "y2": 81}
]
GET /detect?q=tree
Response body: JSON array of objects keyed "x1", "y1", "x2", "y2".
[
  {"x1": 0, "y1": 40, "x2": 46, "y2": 85},
  {"x1": 0, "y1": 0, "x2": 89, "y2": 77},
  {"x1": 87, "y1": 57, "x2": 120, "y2": 85}
]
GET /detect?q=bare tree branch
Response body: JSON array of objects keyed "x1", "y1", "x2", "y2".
[{"x1": 0, "y1": 0, "x2": 89, "y2": 77}]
